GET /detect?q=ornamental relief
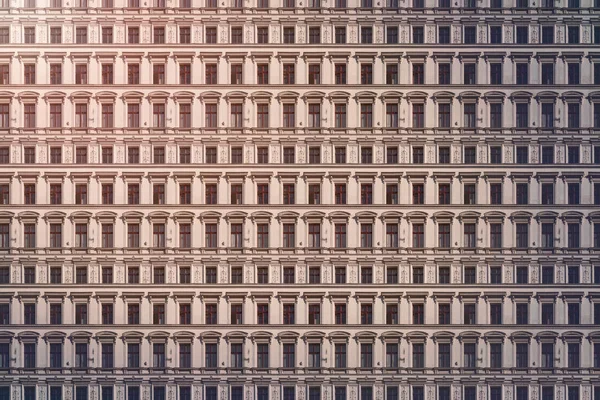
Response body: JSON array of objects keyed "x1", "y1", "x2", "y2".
[
  {"x1": 375, "y1": 265, "x2": 383, "y2": 283},
  {"x1": 38, "y1": 264, "x2": 47, "y2": 283},
  {"x1": 219, "y1": 264, "x2": 228, "y2": 283},
  {"x1": 245, "y1": 26, "x2": 253, "y2": 43},
  {"x1": 271, "y1": 264, "x2": 280, "y2": 283},
  {"x1": 400, "y1": 144, "x2": 408, "y2": 163},
  {"x1": 556, "y1": 144, "x2": 565, "y2": 163},
  {"x1": 557, "y1": 264, "x2": 565, "y2": 283},
  {"x1": 219, "y1": 145, "x2": 228, "y2": 163},
  {"x1": 399, "y1": 25, "x2": 408, "y2": 43},
  {"x1": 297, "y1": 264, "x2": 305, "y2": 283},
  {"x1": 12, "y1": 145, "x2": 20, "y2": 164},
  {"x1": 38, "y1": 144, "x2": 47, "y2": 163},
  {"x1": 375, "y1": 25, "x2": 383, "y2": 43},
  {"x1": 142, "y1": 26, "x2": 151, "y2": 43},
  {"x1": 530, "y1": 145, "x2": 538, "y2": 163},
  {"x1": 194, "y1": 25, "x2": 203, "y2": 43},
  {"x1": 297, "y1": 25, "x2": 306, "y2": 43},
  {"x1": 323, "y1": 25, "x2": 332, "y2": 43},
  {"x1": 556, "y1": 25, "x2": 564, "y2": 43},
  {"x1": 478, "y1": 264, "x2": 486, "y2": 284},
  {"x1": 452, "y1": 25, "x2": 461, "y2": 43},
  {"x1": 194, "y1": 145, "x2": 203, "y2": 163},
  {"x1": 583, "y1": 265, "x2": 591, "y2": 283},
  {"x1": 453, "y1": 264, "x2": 461, "y2": 283},
  {"x1": 504, "y1": 264, "x2": 512, "y2": 283},
  {"x1": 194, "y1": 264, "x2": 202, "y2": 283},
  {"x1": 530, "y1": 265, "x2": 539, "y2": 283},
  {"x1": 12, "y1": 385, "x2": 20, "y2": 400},
  {"x1": 90, "y1": 25, "x2": 97, "y2": 43},
  {"x1": 504, "y1": 145, "x2": 513, "y2": 163},
  {"x1": 530, "y1": 26, "x2": 539, "y2": 43},
  {"x1": 65, "y1": 386, "x2": 73, "y2": 400},
  {"x1": 477, "y1": 144, "x2": 487, "y2": 163},
  {"x1": 116, "y1": 145, "x2": 125, "y2": 164},
  {"x1": 582, "y1": 145, "x2": 591, "y2": 163},
  {"x1": 323, "y1": 144, "x2": 332, "y2": 163},
  {"x1": 349, "y1": 25, "x2": 358, "y2": 43},
  {"x1": 504, "y1": 25, "x2": 513, "y2": 43},
  {"x1": 375, "y1": 145, "x2": 383, "y2": 163},
  {"x1": 65, "y1": 25, "x2": 73, "y2": 43},
  {"x1": 427, "y1": 25, "x2": 435, "y2": 43},
  {"x1": 271, "y1": 26, "x2": 280, "y2": 43},
  {"x1": 64, "y1": 145, "x2": 73, "y2": 163},
  {"x1": 582, "y1": 25, "x2": 590, "y2": 43},
  {"x1": 478, "y1": 25, "x2": 487, "y2": 43},
  {"x1": 297, "y1": 146, "x2": 305, "y2": 163},
  {"x1": 452, "y1": 145, "x2": 461, "y2": 163},
  {"x1": 349, "y1": 145, "x2": 358, "y2": 163}
]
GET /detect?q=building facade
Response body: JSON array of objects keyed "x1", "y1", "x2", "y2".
[{"x1": 1, "y1": 0, "x2": 600, "y2": 400}]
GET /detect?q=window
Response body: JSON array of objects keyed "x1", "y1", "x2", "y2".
[
  {"x1": 127, "y1": 267, "x2": 140, "y2": 284},
  {"x1": 541, "y1": 343, "x2": 555, "y2": 369},
  {"x1": 309, "y1": 27, "x2": 321, "y2": 43},
  {"x1": 490, "y1": 63, "x2": 502, "y2": 84},
  {"x1": 282, "y1": 27, "x2": 296, "y2": 43},
  {"x1": 335, "y1": 27, "x2": 346, "y2": 43},
  {"x1": 464, "y1": 26, "x2": 476, "y2": 43},
  {"x1": 127, "y1": 104, "x2": 140, "y2": 127},
  {"x1": 412, "y1": 104, "x2": 424, "y2": 128},
  {"x1": 308, "y1": 304, "x2": 321, "y2": 324},
  {"x1": 357, "y1": 303, "x2": 373, "y2": 325},
  {"x1": 277, "y1": 342, "x2": 295, "y2": 370},
  {"x1": 412, "y1": 63, "x2": 424, "y2": 84},
  {"x1": 256, "y1": 223, "x2": 269, "y2": 248},
  {"x1": 412, "y1": 343, "x2": 424, "y2": 367},
  {"x1": 361, "y1": 344, "x2": 373, "y2": 368},
  {"x1": 153, "y1": 26, "x2": 165, "y2": 44},
  {"x1": 179, "y1": 26, "x2": 191, "y2": 43},
  {"x1": 461, "y1": 183, "x2": 476, "y2": 205},
  {"x1": 24, "y1": 64, "x2": 36, "y2": 84},
  {"x1": 153, "y1": 304, "x2": 166, "y2": 325},
  {"x1": 228, "y1": 223, "x2": 242, "y2": 248},
  {"x1": 383, "y1": 223, "x2": 398, "y2": 248},
  {"x1": 74, "y1": 342, "x2": 89, "y2": 369},
  {"x1": 153, "y1": 223, "x2": 166, "y2": 248},
  {"x1": 24, "y1": 103, "x2": 36, "y2": 127},
  {"x1": 331, "y1": 343, "x2": 347, "y2": 369},
  {"x1": 99, "y1": 223, "x2": 114, "y2": 248},
  {"x1": 567, "y1": 103, "x2": 580, "y2": 128},
  {"x1": 204, "y1": 63, "x2": 218, "y2": 84},
  {"x1": 23, "y1": 26, "x2": 36, "y2": 44},
  {"x1": 490, "y1": 26, "x2": 502, "y2": 43},
  {"x1": 0, "y1": 224, "x2": 9, "y2": 249},
  {"x1": 542, "y1": 26, "x2": 554, "y2": 44},
  {"x1": 541, "y1": 63, "x2": 554, "y2": 85},
  {"x1": 308, "y1": 344, "x2": 321, "y2": 368},
  {"x1": 153, "y1": 184, "x2": 166, "y2": 205},
  {"x1": 204, "y1": 302, "x2": 217, "y2": 326},
  {"x1": 464, "y1": 63, "x2": 476, "y2": 85}
]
